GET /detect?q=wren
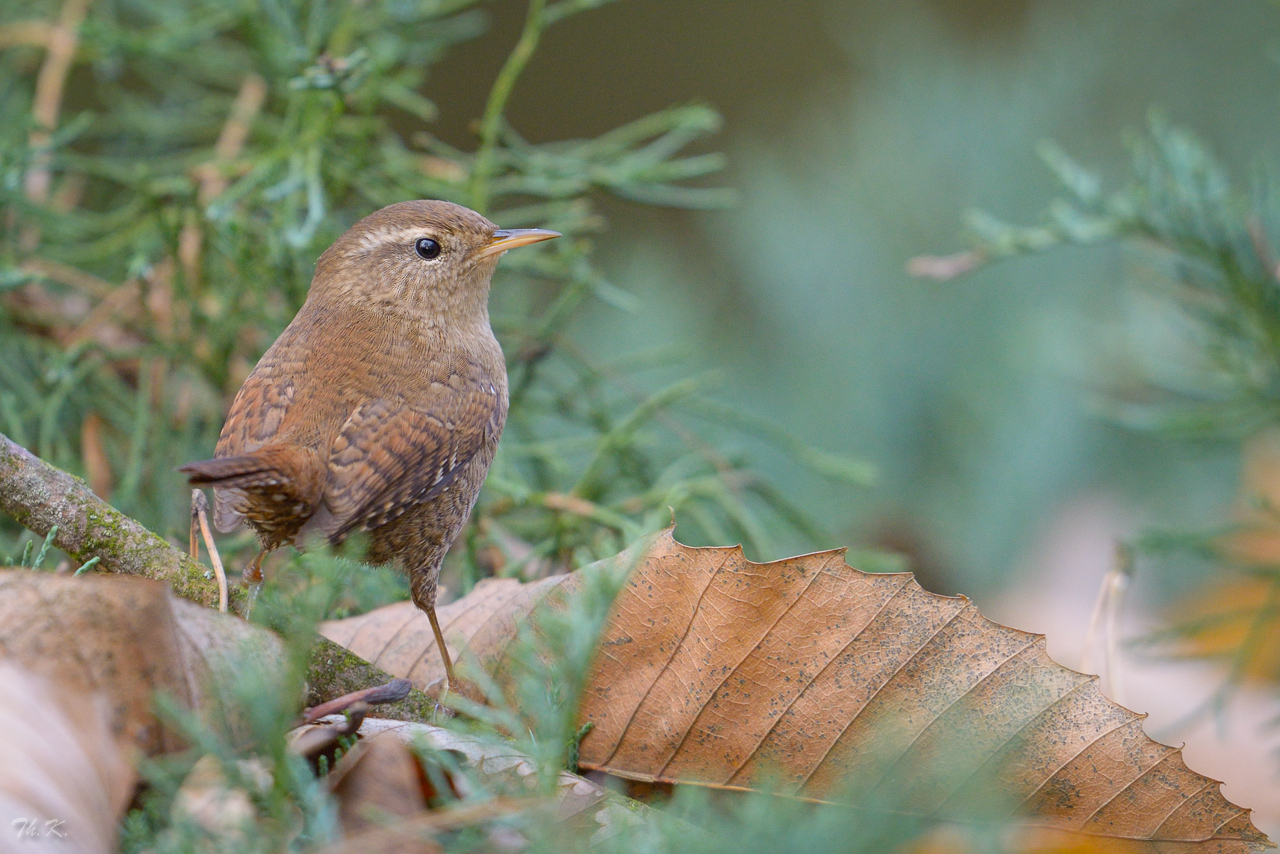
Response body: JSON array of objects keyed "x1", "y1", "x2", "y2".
[{"x1": 182, "y1": 199, "x2": 559, "y2": 690}]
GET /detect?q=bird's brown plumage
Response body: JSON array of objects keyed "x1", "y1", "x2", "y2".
[{"x1": 182, "y1": 199, "x2": 558, "y2": 685}]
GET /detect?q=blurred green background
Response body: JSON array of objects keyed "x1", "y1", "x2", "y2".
[
  {"x1": 440, "y1": 0, "x2": 1276, "y2": 596},
  {"x1": 3, "y1": 0, "x2": 1279, "y2": 832},
  {"x1": 5, "y1": 0, "x2": 1280, "y2": 841},
  {"x1": 4, "y1": 0, "x2": 1275, "y2": 600}
]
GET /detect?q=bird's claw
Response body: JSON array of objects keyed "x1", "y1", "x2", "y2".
[{"x1": 430, "y1": 680, "x2": 456, "y2": 722}]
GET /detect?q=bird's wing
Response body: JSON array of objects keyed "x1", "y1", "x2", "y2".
[
  {"x1": 311, "y1": 379, "x2": 505, "y2": 544},
  {"x1": 215, "y1": 374, "x2": 298, "y2": 456},
  {"x1": 208, "y1": 373, "x2": 298, "y2": 533}
]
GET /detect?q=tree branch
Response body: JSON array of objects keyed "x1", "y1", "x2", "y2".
[
  {"x1": 0, "y1": 431, "x2": 225, "y2": 607},
  {"x1": 0, "y1": 432, "x2": 436, "y2": 722}
]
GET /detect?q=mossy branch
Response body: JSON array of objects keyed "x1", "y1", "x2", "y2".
[
  {"x1": 0, "y1": 431, "x2": 434, "y2": 722},
  {"x1": 0, "y1": 431, "x2": 224, "y2": 605},
  {"x1": 306, "y1": 636, "x2": 437, "y2": 721}
]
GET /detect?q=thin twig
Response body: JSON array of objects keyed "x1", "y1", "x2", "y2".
[
  {"x1": 79, "y1": 412, "x2": 112, "y2": 498},
  {"x1": 906, "y1": 249, "x2": 987, "y2": 281},
  {"x1": 1080, "y1": 542, "x2": 1134, "y2": 702},
  {"x1": 204, "y1": 74, "x2": 267, "y2": 201},
  {"x1": 1103, "y1": 544, "x2": 1134, "y2": 703},
  {"x1": 191, "y1": 489, "x2": 228, "y2": 613},
  {"x1": 1079, "y1": 569, "x2": 1110, "y2": 676},
  {"x1": 19, "y1": 258, "x2": 115, "y2": 300},
  {"x1": 540, "y1": 491, "x2": 630, "y2": 530},
  {"x1": 66, "y1": 279, "x2": 141, "y2": 347},
  {"x1": 189, "y1": 497, "x2": 199, "y2": 561},
  {"x1": 302, "y1": 678, "x2": 413, "y2": 723}
]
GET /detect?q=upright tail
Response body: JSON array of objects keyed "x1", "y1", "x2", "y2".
[
  {"x1": 180, "y1": 443, "x2": 325, "y2": 539},
  {"x1": 181, "y1": 454, "x2": 287, "y2": 489}
]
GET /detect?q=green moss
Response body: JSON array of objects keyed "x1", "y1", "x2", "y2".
[{"x1": 306, "y1": 637, "x2": 436, "y2": 723}]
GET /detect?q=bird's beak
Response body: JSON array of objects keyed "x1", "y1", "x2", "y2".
[{"x1": 476, "y1": 228, "x2": 561, "y2": 260}]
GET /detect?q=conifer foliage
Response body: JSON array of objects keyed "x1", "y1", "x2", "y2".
[{"x1": 0, "y1": 0, "x2": 856, "y2": 585}]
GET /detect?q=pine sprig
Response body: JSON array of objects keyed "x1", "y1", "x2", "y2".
[{"x1": 914, "y1": 113, "x2": 1280, "y2": 440}]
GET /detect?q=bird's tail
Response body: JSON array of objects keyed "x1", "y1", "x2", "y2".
[
  {"x1": 181, "y1": 443, "x2": 325, "y2": 535},
  {"x1": 181, "y1": 454, "x2": 286, "y2": 489}
]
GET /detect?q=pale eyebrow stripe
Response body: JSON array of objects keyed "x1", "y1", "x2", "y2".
[{"x1": 351, "y1": 226, "x2": 437, "y2": 254}]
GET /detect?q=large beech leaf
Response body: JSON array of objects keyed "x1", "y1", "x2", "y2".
[{"x1": 322, "y1": 532, "x2": 1271, "y2": 851}]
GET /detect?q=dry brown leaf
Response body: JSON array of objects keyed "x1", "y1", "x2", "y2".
[
  {"x1": 323, "y1": 533, "x2": 1270, "y2": 851},
  {"x1": 330, "y1": 736, "x2": 429, "y2": 834},
  {"x1": 0, "y1": 569, "x2": 286, "y2": 755},
  {"x1": 322, "y1": 573, "x2": 577, "y2": 690},
  {"x1": 168, "y1": 754, "x2": 272, "y2": 847},
  {"x1": 578, "y1": 534, "x2": 1270, "y2": 851},
  {"x1": 0, "y1": 661, "x2": 135, "y2": 854},
  {"x1": 338, "y1": 717, "x2": 621, "y2": 831},
  {"x1": 292, "y1": 715, "x2": 647, "y2": 850}
]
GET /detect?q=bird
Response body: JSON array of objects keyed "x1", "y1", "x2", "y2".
[{"x1": 181, "y1": 199, "x2": 559, "y2": 692}]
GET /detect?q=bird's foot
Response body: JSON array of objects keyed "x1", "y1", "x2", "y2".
[
  {"x1": 235, "y1": 549, "x2": 268, "y2": 618},
  {"x1": 425, "y1": 677, "x2": 456, "y2": 722},
  {"x1": 235, "y1": 578, "x2": 262, "y2": 619}
]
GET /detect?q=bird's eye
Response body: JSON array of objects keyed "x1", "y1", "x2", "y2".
[{"x1": 415, "y1": 237, "x2": 442, "y2": 260}]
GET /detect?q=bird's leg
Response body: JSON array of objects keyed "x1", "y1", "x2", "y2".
[
  {"x1": 425, "y1": 604, "x2": 456, "y2": 692},
  {"x1": 239, "y1": 548, "x2": 269, "y2": 616},
  {"x1": 244, "y1": 548, "x2": 267, "y2": 585},
  {"x1": 189, "y1": 495, "x2": 200, "y2": 561}
]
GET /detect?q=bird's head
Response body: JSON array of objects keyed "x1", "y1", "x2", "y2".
[{"x1": 311, "y1": 199, "x2": 559, "y2": 326}]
